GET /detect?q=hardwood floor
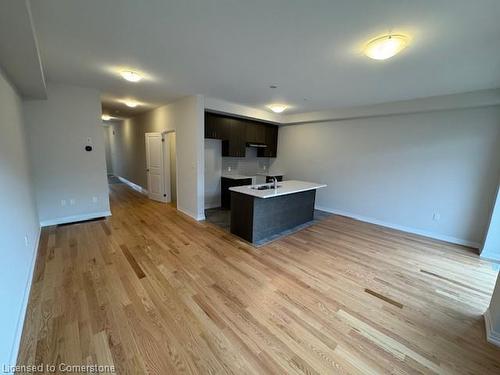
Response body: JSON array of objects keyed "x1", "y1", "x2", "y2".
[{"x1": 17, "y1": 183, "x2": 500, "y2": 374}]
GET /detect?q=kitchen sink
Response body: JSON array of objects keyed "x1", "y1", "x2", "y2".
[{"x1": 250, "y1": 184, "x2": 282, "y2": 190}]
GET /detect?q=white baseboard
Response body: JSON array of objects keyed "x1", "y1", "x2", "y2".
[
  {"x1": 117, "y1": 176, "x2": 148, "y2": 195},
  {"x1": 484, "y1": 309, "x2": 500, "y2": 347},
  {"x1": 10, "y1": 226, "x2": 41, "y2": 367},
  {"x1": 40, "y1": 210, "x2": 112, "y2": 227},
  {"x1": 177, "y1": 206, "x2": 206, "y2": 221},
  {"x1": 316, "y1": 206, "x2": 480, "y2": 249}
]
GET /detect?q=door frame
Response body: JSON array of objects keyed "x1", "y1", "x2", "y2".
[{"x1": 162, "y1": 130, "x2": 176, "y2": 204}]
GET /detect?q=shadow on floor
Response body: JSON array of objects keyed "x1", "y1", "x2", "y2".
[{"x1": 205, "y1": 207, "x2": 332, "y2": 246}]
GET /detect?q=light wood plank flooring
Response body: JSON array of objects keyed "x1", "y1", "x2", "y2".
[{"x1": 17, "y1": 183, "x2": 500, "y2": 374}]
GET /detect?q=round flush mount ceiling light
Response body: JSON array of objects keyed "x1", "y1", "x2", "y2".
[
  {"x1": 364, "y1": 34, "x2": 409, "y2": 60},
  {"x1": 124, "y1": 100, "x2": 139, "y2": 108},
  {"x1": 101, "y1": 114, "x2": 111, "y2": 121},
  {"x1": 120, "y1": 70, "x2": 143, "y2": 82},
  {"x1": 267, "y1": 104, "x2": 288, "y2": 113}
]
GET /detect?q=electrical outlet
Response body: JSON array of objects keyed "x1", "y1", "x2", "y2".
[
  {"x1": 61, "y1": 199, "x2": 67, "y2": 207},
  {"x1": 432, "y1": 212, "x2": 441, "y2": 222},
  {"x1": 24, "y1": 235, "x2": 29, "y2": 247},
  {"x1": 86, "y1": 137, "x2": 93, "y2": 144},
  {"x1": 227, "y1": 166, "x2": 231, "y2": 172},
  {"x1": 70, "y1": 199, "x2": 76, "y2": 206}
]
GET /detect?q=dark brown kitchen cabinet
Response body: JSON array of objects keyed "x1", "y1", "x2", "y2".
[
  {"x1": 257, "y1": 125, "x2": 278, "y2": 157},
  {"x1": 221, "y1": 177, "x2": 253, "y2": 209},
  {"x1": 222, "y1": 118, "x2": 246, "y2": 157},
  {"x1": 205, "y1": 112, "x2": 230, "y2": 140},
  {"x1": 245, "y1": 121, "x2": 266, "y2": 144},
  {"x1": 205, "y1": 111, "x2": 278, "y2": 157},
  {"x1": 205, "y1": 112, "x2": 217, "y2": 138}
]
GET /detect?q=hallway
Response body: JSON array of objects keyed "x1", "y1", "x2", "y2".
[{"x1": 17, "y1": 183, "x2": 500, "y2": 374}]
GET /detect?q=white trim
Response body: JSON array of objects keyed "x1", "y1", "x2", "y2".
[
  {"x1": 484, "y1": 309, "x2": 500, "y2": 347},
  {"x1": 117, "y1": 176, "x2": 148, "y2": 195},
  {"x1": 315, "y1": 205, "x2": 481, "y2": 249},
  {"x1": 9, "y1": 226, "x2": 41, "y2": 367},
  {"x1": 40, "y1": 210, "x2": 112, "y2": 227},
  {"x1": 177, "y1": 206, "x2": 206, "y2": 221}
]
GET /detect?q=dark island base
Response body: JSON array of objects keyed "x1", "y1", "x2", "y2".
[{"x1": 230, "y1": 190, "x2": 316, "y2": 244}]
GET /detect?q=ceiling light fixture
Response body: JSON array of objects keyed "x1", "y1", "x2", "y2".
[
  {"x1": 124, "y1": 100, "x2": 139, "y2": 108},
  {"x1": 101, "y1": 114, "x2": 111, "y2": 121},
  {"x1": 120, "y1": 70, "x2": 143, "y2": 82},
  {"x1": 364, "y1": 34, "x2": 409, "y2": 60},
  {"x1": 267, "y1": 104, "x2": 287, "y2": 113}
]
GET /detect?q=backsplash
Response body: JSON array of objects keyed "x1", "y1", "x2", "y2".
[{"x1": 222, "y1": 147, "x2": 271, "y2": 175}]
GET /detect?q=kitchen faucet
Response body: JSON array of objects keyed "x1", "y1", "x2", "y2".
[{"x1": 270, "y1": 176, "x2": 278, "y2": 189}]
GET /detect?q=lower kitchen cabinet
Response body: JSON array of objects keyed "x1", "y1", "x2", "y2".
[{"x1": 221, "y1": 177, "x2": 253, "y2": 209}]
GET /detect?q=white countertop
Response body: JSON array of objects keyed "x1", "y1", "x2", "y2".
[
  {"x1": 229, "y1": 180, "x2": 326, "y2": 199},
  {"x1": 221, "y1": 174, "x2": 255, "y2": 180},
  {"x1": 255, "y1": 171, "x2": 285, "y2": 177}
]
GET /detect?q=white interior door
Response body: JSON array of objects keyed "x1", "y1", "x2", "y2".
[{"x1": 145, "y1": 133, "x2": 166, "y2": 202}]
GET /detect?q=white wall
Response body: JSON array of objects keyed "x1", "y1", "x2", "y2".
[
  {"x1": 0, "y1": 71, "x2": 40, "y2": 369},
  {"x1": 23, "y1": 84, "x2": 110, "y2": 226},
  {"x1": 272, "y1": 107, "x2": 500, "y2": 247},
  {"x1": 109, "y1": 95, "x2": 205, "y2": 220},
  {"x1": 174, "y1": 95, "x2": 205, "y2": 220}
]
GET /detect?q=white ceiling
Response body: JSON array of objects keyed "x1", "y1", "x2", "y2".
[{"x1": 29, "y1": 0, "x2": 500, "y2": 115}]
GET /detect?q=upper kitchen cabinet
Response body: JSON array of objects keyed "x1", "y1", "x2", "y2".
[
  {"x1": 205, "y1": 112, "x2": 229, "y2": 139},
  {"x1": 205, "y1": 112, "x2": 278, "y2": 157},
  {"x1": 222, "y1": 118, "x2": 246, "y2": 157},
  {"x1": 257, "y1": 125, "x2": 278, "y2": 157},
  {"x1": 245, "y1": 121, "x2": 266, "y2": 144}
]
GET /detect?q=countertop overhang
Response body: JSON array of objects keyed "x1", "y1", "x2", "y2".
[{"x1": 229, "y1": 180, "x2": 326, "y2": 199}]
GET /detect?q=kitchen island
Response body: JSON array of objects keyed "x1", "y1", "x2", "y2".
[{"x1": 229, "y1": 180, "x2": 326, "y2": 245}]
